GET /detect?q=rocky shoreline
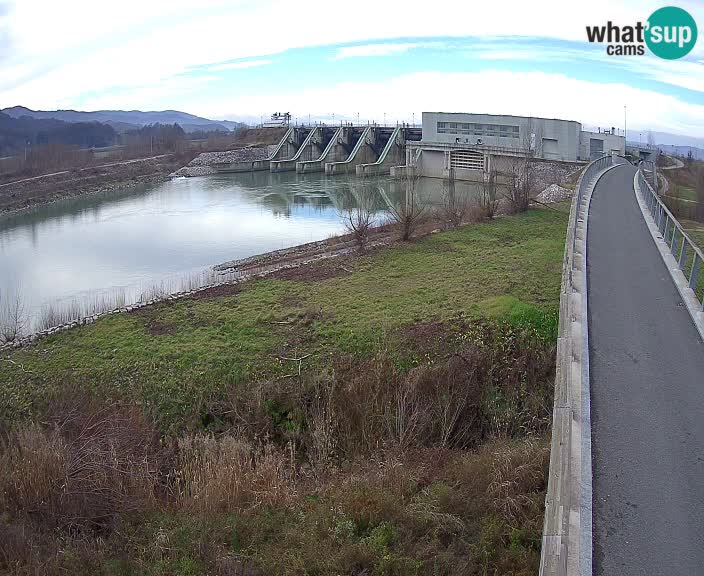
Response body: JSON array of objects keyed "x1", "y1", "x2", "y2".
[{"x1": 170, "y1": 146, "x2": 275, "y2": 177}]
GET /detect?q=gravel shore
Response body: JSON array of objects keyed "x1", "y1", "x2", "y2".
[{"x1": 171, "y1": 146, "x2": 276, "y2": 177}]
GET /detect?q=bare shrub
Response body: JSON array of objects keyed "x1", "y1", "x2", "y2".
[
  {"x1": 388, "y1": 172, "x2": 428, "y2": 240},
  {"x1": 488, "y1": 437, "x2": 549, "y2": 526},
  {"x1": 437, "y1": 177, "x2": 474, "y2": 228},
  {"x1": 173, "y1": 435, "x2": 294, "y2": 513},
  {"x1": 340, "y1": 185, "x2": 377, "y2": 250},
  {"x1": 502, "y1": 156, "x2": 534, "y2": 213},
  {"x1": 0, "y1": 289, "x2": 25, "y2": 344},
  {"x1": 0, "y1": 404, "x2": 160, "y2": 532},
  {"x1": 478, "y1": 170, "x2": 499, "y2": 219}
]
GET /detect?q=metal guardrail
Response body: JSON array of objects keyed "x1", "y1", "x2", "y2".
[
  {"x1": 541, "y1": 154, "x2": 613, "y2": 576},
  {"x1": 640, "y1": 159, "x2": 658, "y2": 191},
  {"x1": 637, "y1": 164, "x2": 704, "y2": 309}
]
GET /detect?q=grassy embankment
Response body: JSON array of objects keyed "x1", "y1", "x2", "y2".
[
  {"x1": 0, "y1": 205, "x2": 569, "y2": 575},
  {"x1": 662, "y1": 159, "x2": 703, "y2": 222},
  {"x1": 682, "y1": 220, "x2": 704, "y2": 249}
]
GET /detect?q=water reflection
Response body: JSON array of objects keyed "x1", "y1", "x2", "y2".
[{"x1": 0, "y1": 171, "x2": 483, "y2": 332}]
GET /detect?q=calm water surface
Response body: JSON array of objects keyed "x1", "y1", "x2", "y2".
[{"x1": 0, "y1": 171, "x2": 477, "y2": 331}]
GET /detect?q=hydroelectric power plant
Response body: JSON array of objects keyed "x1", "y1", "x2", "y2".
[{"x1": 208, "y1": 112, "x2": 625, "y2": 181}]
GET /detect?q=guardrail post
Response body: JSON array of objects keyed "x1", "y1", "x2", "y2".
[
  {"x1": 664, "y1": 217, "x2": 671, "y2": 244},
  {"x1": 679, "y1": 240, "x2": 688, "y2": 271},
  {"x1": 671, "y1": 229, "x2": 680, "y2": 256},
  {"x1": 690, "y1": 255, "x2": 700, "y2": 291}
]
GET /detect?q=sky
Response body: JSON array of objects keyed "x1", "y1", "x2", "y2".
[{"x1": 0, "y1": 0, "x2": 703, "y2": 139}]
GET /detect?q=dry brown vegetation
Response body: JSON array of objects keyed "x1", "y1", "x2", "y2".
[{"x1": 0, "y1": 320, "x2": 554, "y2": 575}]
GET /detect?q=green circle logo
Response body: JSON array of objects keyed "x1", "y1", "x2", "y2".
[{"x1": 645, "y1": 6, "x2": 698, "y2": 59}]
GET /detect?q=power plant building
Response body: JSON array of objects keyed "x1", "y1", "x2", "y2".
[{"x1": 411, "y1": 112, "x2": 625, "y2": 180}]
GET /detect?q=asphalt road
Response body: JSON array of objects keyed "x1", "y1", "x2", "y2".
[{"x1": 588, "y1": 162, "x2": 704, "y2": 575}]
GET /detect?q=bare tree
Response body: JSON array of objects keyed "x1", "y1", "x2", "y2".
[
  {"x1": 387, "y1": 171, "x2": 428, "y2": 240},
  {"x1": 478, "y1": 170, "x2": 499, "y2": 219},
  {"x1": 500, "y1": 157, "x2": 529, "y2": 213},
  {"x1": 500, "y1": 121, "x2": 537, "y2": 213},
  {"x1": 0, "y1": 289, "x2": 26, "y2": 344},
  {"x1": 437, "y1": 173, "x2": 472, "y2": 228},
  {"x1": 340, "y1": 185, "x2": 377, "y2": 250}
]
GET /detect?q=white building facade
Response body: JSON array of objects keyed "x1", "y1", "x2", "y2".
[{"x1": 411, "y1": 112, "x2": 625, "y2": 180}]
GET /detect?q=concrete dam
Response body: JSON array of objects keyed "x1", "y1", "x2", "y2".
[{"x1": 212, "y1": 125, "x2": 422, "y2": 177}]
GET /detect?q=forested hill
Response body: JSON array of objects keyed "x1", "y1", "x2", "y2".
[
  {"x1": 1, "y1": 106, "x2": 243, "y2": 133},
  {"x1": 0, "y1": 112, "x2": 117, "y2": 156}
]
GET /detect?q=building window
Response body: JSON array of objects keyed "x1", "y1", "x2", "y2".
[{"x1": 437, "y1": 121, "x2": 519, "y2": 138}]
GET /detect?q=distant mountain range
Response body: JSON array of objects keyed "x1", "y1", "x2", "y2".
[
  {"x1": 0, "y1": 106, "x2": 245, "y2": 134},
  {"x1": 624, "y1": 129, "x2": 704, "y2": 150}
]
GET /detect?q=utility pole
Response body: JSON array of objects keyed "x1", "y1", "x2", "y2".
[
  {"x1": 624, "y1": 105, "x2": 627, "y2": 143},
  {"x1": 383, "y1": 112, "x2": 386, "y2": 126},
  {"x1": 412, "y1": 112, "x2": 415, "y2": 127}
]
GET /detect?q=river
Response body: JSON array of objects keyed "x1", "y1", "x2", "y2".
[{"x1": 0, "y1": 171, "x2": 479, "y2": 332}]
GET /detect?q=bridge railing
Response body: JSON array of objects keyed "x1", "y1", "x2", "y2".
[
  {"x1": 541, "y1": 154, "x2": 613, "y2": 576},
  {"x1": 637, "y1": 164, "x2": 704, "y2": 307}
]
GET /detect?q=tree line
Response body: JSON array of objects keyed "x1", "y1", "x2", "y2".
[{"x1": 0, "y1": 117, "x2": 234, "y2": 179}]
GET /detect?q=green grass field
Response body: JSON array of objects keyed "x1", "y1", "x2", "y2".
[
  {"x1": 668, "y1": 185, "x2": 697, "y2": 202},
  {"x1": 682, "y1": 219, "x2": 704, "y2": 251},
  {"x1": 1, "y1": 206, "x2": 568, "y2": 431}
]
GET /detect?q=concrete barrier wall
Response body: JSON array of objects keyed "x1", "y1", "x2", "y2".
[{"x1": 540, "y1": 156, "x2": 614, "y2": 576}]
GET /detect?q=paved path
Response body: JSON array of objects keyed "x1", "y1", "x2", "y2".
[
  {"x1": 662, "y1": 156, "x2": 685, "y2": 170},
  {"x1": 588, "y1": 163, "x2": 704, "y2": 575}
]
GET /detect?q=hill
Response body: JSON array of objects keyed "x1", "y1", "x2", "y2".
[
  {"x1": 1, "y1": 106, "x2": 244, "y2": 133},
  {"x1": 0, "y1": 111, "x2": 117, "y2": 156}
]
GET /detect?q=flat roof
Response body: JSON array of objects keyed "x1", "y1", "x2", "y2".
[{"x1": 423, "y1": 111, "x2": 581, "y2": 125}]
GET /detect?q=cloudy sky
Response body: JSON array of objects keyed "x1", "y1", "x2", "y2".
[{"x1": 0, "y1": 0, "x2": 702, "y2": 138}]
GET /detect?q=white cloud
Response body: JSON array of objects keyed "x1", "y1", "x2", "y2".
[
  {"x1": 207, "y1": 59, "x2": 273, "y2": 71},
  {"x1": 2, "y1": 0, "x2": 702, "y2": 110},
  {"x1": 330, "y1": 42, "x2": 438, "y2": 60},
  {"x1": 469, "y1": 41, "x2": 704, "y2": 94}
]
